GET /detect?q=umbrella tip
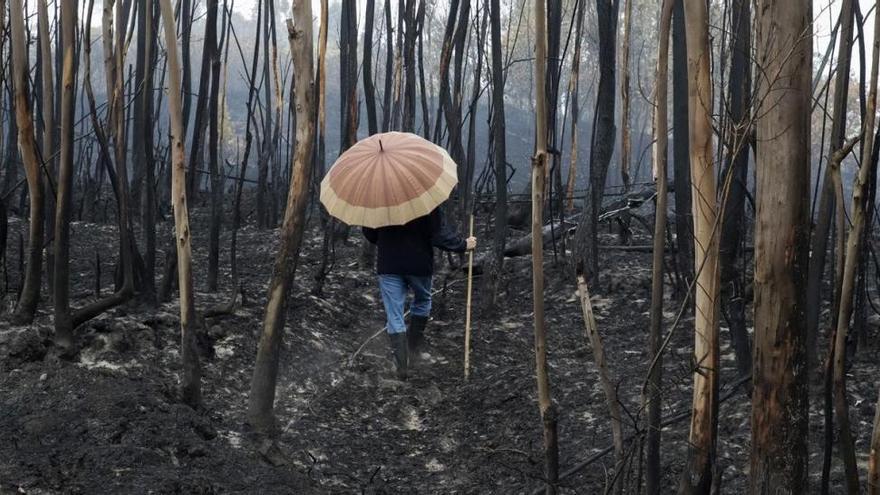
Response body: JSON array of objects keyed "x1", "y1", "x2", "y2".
[{"x1": 379, "y1": 139, "x2": 384, "y2": 152}]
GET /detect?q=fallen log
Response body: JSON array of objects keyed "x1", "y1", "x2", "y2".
[{"x1": 503, "y1": 219, "x2": 578, "y2": 257}]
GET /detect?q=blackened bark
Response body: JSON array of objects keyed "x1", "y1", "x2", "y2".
[
  {"x1": 381, "y1": 0, "x2": 394, "y2": 132},
  {"x1": 363, "y1": 0, "x2": 379, "y2": 135},
  {"x1": 807, "y1": 0, "x2": 854, "y2": 373},
  {"x1": 672, "y1": 0, "x2": 693, "y2": 291},
  {"x1": 719, "y1": 0, "x2": 752, "y2": 391},
  {"x1": 207, "y1": 0, "x2": 223, "y2": 292},
  {"x1": 573, "y1": 0, "x2": 618, "y2": 282},
  {"x1": 750, "y1": 0, "x2": 811, "y2": 489},
  {"x1": 484, "y1": 0, "x2": 508, "y2": 311},
  {"x1": 401, "y1": 0, "x2": 417, "y2": 131}
]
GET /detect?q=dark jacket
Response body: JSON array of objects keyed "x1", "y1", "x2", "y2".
[{"x1": 362, "y1": 207, "x2": 466, "y2": 276}]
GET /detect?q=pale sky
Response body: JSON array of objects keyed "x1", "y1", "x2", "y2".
[{"x1": 813, "y1": 0, "x2": 876, "y2": 80}]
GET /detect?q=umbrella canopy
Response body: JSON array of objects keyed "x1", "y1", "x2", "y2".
[{"x1": 320, "y1": 132, "x2": 458, "y2": 228}]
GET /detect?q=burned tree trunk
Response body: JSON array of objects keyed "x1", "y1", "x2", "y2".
[
  {"x1": 314, "y1": 0, "x2": 358, "y2": 295},
  {"x1": 577, "y1": 267, "x2": 623, "y2": 464},
  {"x1": 442, "y1": 0, "x2": 470, "y2": 224},
  {"x1": 671, "y1": 0, "x2": 693, "y2": 289},
  {"x1": 53, "y1": 0, "x2": 77, "y2": 347},
  {"x1": 401, "y1": 0, "x2": 416, "y2": 131},
  {"x1": 381, "y1": 0, "x2": 394, "y2": 132},
  {"x1": 179, "y1": 0, "x2": 193, "y2": 134},
  {"x1": 248, "y1": 1, "x2": 316, "y2": 432},
  {"x1": 416, "y1": 1, "x2": 430, "y2": 137},
  {"x1": 572, "y1": 0, "x2": 618, "y2": 282},
  {"x1": 363, "y1": 0, "x2": 379, "y2": 135},
  {"x1": 72, "y1": 0, "x2": 136, "y2": 324},
  {"x1": 104, "y1": 0, "x2": 136, "y2": 300},
  {"x1": 137, "y1": 0, "x2": 158, "y2": 302},
  {"x1": 807, "y1": 0, "x2": 854, "y2": 374},
  {"x1": 544, "y1": 0, "x2": 562, "y2": 215},
  {"x1": 618, "y1": 0, "x2": 632, "y2": 191},
  {"x1": 462, "y1": 8, "x2": 487, "y2": 224},
  {"x1": 833, "y1": 1, "x2": 880, "y2": 490},
  {"x1": 231, "y1": 0, "x2": 264, "y2": 287},
  {"x1": 159, "y1": 0, "x2": 202, "y2": 407},
  {"x1": 718, "y1": 0, "x2": 752, "y2": 390},
  {"x1": 37, "y1": 0, "x2": 55, "y2": 296},
  {"x1": 750, "y1": 0, "x2": 811, "y2": 490},
  {"x1": 532, "y1": 0, "x2": 558, "y2": 490},
  {"x1": 9, "y1": 0, "x2": 45, "y2": 325},
  {"x1": 186, "y1": 0, "x2": 217, "y2": 199},
  {"x1": 0, "y1": 0, "x2": 6, "y2": 291},
  {"x1": 680, "y1": 0, "x2": 720, "y2": 491},
  {"x1": 564, "y1": 0, "x2": 585, "y2": 211},
  {"x1": 340, "y1": 0, "x2": 359, "y2": 148},
  {"x1": 646, "y1": 0, "x2": 673, "y2": 491},
  {"x1": 255, "y1": 0, "x2": 274, "y2": 230},
  {"x1": 482, "y1": 0, "x2": 508, "y2": 310},
  {"x1": 432, "y1": 0, "x2": 461, "y2": 140},
  {"x1": 205, "y1": 0, "x2": 222, "y2": 291}
]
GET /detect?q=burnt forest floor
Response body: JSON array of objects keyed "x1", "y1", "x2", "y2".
[{"x1": 2, "y1": 204, "x2": 880, "y2": 494}]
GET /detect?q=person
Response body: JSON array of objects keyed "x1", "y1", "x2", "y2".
[{"x1": 363, "y1": 206, "x2": 476, "y2": 380}]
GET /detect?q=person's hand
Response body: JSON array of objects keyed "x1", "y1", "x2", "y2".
[{"x1": 466, "y1": 236, "x2": 477, "y2": 251}]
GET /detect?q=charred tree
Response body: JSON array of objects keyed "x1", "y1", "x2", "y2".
[
  {"x1": 646, "y1": 0, "x2": 673, "y2": 491},
  {"x1": 432, "y1": 0, "x2": 461, "y2": 140},
  {"x1": 463, "y1": 8, "x2": 487, "y2": 224},
  {"x1": 750, "y1": 0, "x2": 811, "y2": 489},
  {"x1": 572, "y1": 0, "x2": 618, "y2": 282},
  {"x1": 807, "y1": 0, "x2": 854, "y2": 374},
  {"x1": 75, "y1": 0, "x2": 137, "y2": 323},
  {"x1": 9, "y1": 0, "x2": 45, "y2": 325},
  {"x1": 205, "y1": 0, "x2": 222, "y2": 291},
  {"x1": 618, "y1": 0, "x2": 632, "y2": 191},
  {"x1": 532, "y1": 0, "x2": 558, "y2": 490},
  {"x1": 340, "y1": 0, "x2": 359, "y2": 148},
  {"x1": 159, "y1": 0, "x2": 202, "y2": 407},
  {"x1": 381, "y1": 0, "x2": 394, "y2": 131},
  {"x1": 248, "y1": 0, "x2": 316, "y2": 431},
  {"x1": 482, "y1": 0, "x2": 508, "y2": 311},
  {"x1": 671, "y1": 0, "x2": 693, "y2": 290},
  {"x1": 680, "y1": 0, "x2": 720, "y2": 490},
  {"x1": 564, "y1": 0, "x2": 585, "y2": 211},
  {"x1": 545, "y1": 0, "x2": 562, "y2": 214},
  {"x1": 439, "y1": 0, "x2": 470, "y2": 228},
  {"x1": 718, "y1": 0, "x2": 752, "y2": 390},
  {"x1": 363, "y1": 0, "x2": 379, "y2": 135},
  {"x1": 53, "y1": 0, "x2": 77, "y2": 347},
  {"x1": 136, "y1": 0, "x2": 159, "y2": 302},
  {"x1": 832, "y1": 0, "x2": 880, "y2": 490},
  {"x1": 37, "y1": 0, "x2": 55, "y2": 296},
  {"x1": 401, "y1": 0, "x2": 417, "y2": 131},
  {"x1": 179, "y1": 0, "x2": 193, "y2": 134},
  {"x1": 231, "y1": 0, "x2": 264, "y2": 287},
  {"x1": 255, "y1": 0, "x2": 275, "y2": 229}
]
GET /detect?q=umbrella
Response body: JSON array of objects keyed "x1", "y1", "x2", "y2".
[{"x1": 319, "y1": 131, "x2": 458, "y2": 228}]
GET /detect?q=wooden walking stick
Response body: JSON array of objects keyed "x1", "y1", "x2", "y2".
[{"x1": 464, "y1": 214, "x2": 475, "y2": 380}]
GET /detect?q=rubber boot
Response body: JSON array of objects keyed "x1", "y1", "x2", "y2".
[
  {"x1": 408, "y1": 315, "x2": 429, "y2": 354},
  {"x1": 388, "y1": 332, "x2": 408, "y2": 380}
]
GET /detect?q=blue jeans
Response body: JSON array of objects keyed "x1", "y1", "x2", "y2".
[{"x1": 378, "y1": 274, "x2": 432, "y2": 334}]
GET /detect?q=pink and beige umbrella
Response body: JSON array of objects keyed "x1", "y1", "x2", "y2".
[{"x1": 319, "y1": 132, "x2": 458, "y2": 228}]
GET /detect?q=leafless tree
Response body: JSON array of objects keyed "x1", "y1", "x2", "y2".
[
  {"x1": 750, "y1": 0, "x2": 812, "y2": 489},
  {"x1": 8, "y1": 0, "x2": 45, "y2": 325},
  {"x1": 679, "y1": 0, "x2": 720, "y2": 490},
  {"x1": 248, "y1": 0, "x2": 317, "y2": 431}
]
